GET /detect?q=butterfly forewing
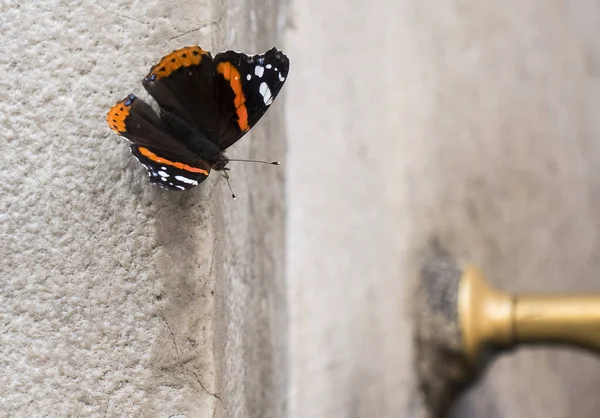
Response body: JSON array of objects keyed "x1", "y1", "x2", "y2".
[{"x1": 213, "y1": 48, "x2": 289, "y2": 150}]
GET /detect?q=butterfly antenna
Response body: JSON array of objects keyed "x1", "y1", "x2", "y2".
[
  {"x1": 228, "y1": 158, "x2": 281, "y2": 165},
  {"x1": 222, "y1": 169, "x2": 236, "y2": 200}
]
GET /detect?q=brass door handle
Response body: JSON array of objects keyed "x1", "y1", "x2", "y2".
[
  {"x1": 416, "y1": 242, "x2": 600, "y2": 417},
  {"x1": 460, "y1": 264, "x2": 600, "y2": 366}
]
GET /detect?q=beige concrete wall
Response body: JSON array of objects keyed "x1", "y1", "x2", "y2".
[{"x1": 1, "y1": 0, "x2": 286, "y2": 417}]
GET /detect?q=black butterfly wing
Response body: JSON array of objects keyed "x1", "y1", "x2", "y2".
[
  {"x1": 106, "y1": 94, "x2": 210, "y2": 190},
  {"x1": 142, "y1": 46, "x2": 223, "y2": 143},
  {"x1": 213, "y1": 48, "x2": 289, "y2": 150},
  {"x1": 142, "y1": 46, "x2": 289, "y2": 152},
  {"x1": 108, "y1": 46, "x2": 289, "y2": 190}
]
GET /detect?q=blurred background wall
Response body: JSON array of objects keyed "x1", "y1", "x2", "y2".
[{"x1": 286, "y1": 1, "x2": 600, "y2": 417}]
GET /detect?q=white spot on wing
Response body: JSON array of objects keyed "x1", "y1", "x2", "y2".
[
  {"x1": 278, "y1": 73, "x2": 286, "y2": 82},
  {"x1": 266, "y1": 64, "x2": 272, "y2": 69},
  {"x1": 157, "y1": 170, "x2": 169, "y2": 177},
  {"x1": 259, "y1": 82, "x2": 273, "y2": 105},
  {"x1": 247, "y1": 74, "x2": 252, "y2": 81},
  {"x1": 175, "y1": 175, "x2": 199, "y2": 185},
  {"x1": 255, "y1": 65, "x2": 264, "y2": 78},
  {"x1": 175, "y1": 185, "x2": 185, "y2": 190}
]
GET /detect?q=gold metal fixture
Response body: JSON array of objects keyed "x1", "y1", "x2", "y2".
[{"x1": 459, "y1": 264, "x2": 600, "y2": 366}]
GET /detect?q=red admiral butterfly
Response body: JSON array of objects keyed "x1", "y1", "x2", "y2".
[{"x1": 107, "y1": 46, "x2": 289, "y2": 191}]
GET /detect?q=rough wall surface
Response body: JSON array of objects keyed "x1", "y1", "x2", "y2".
[
  {"x1": 213, "y1": 1, "x2": 288, "y2": 417},
  {"x1": 1, "y1": 0, "x2": 286, "y2": 417},
  {"x1": 285, "y1": 1, "x2": 600, "y2": 417}
]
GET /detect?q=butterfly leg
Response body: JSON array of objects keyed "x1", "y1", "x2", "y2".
[{"x1": 221, "y1": 168, "x2": 236, "y2": 200}]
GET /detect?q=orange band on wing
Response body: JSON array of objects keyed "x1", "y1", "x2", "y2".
[
  {"x1": 138, "y1": 147, "x2": 209, "y2": 175},
  {"x1": 217, "y1": 61, "x2": 250, "y2": 132},
  {"x1": 106, "y1": 98, "x2": 131, "y2": 134},
  {"x1": 146, "y1": 46, "x2": 209, "y2": 81}
]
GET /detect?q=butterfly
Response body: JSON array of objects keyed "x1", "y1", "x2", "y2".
[{"x1": 107, "y1": 46, "x2": 289, "y2": 191}]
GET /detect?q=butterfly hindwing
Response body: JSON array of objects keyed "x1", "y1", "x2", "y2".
[
  {"x1": 130, "y1": 145, "x2": 209, "y2": 190},
  {"x1": 106, "y1": 94, "x2": 211, "y2": 190}
]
